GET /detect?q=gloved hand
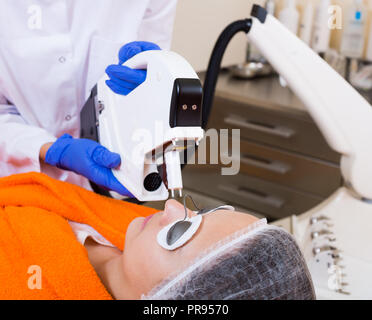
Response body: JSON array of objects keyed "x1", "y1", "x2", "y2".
[
  {"x1": 105, "y1": 41, "x2": 161, "y2": 95},
  {"x1": 45, "y1": 134, "x2": 133, "y2": 197}
]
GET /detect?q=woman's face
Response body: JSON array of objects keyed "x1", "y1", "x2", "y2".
[{"x1": 122, "y1": 199, "x2": 259, "y2": 298}]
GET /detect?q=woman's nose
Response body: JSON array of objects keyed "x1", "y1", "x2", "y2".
[
  {"x1": 162, "y1": 199, "x2": 193, "y2": 225},
  {"x1": 164, "y1": 199, "x2": 184, "y2": 217}
]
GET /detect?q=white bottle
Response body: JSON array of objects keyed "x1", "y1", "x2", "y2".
[
  {"x1": 311, "y1": 0, "x2": 331, "y2": 53},
  {"x1": 340, "y1": 0, "x2": 366, "y2": 59},
  {"x1": 278, "y1": 0, "x2": 299, "y2": 35},
  {"x1": 366, "y1": 1, "x2": 372, "y2": 61},
  {"x1": 266, "y1": 0, "x2": 276, "y2": 15},
  {"x1": 300, "y1": 2, "x2": 314, "y2": 45}
]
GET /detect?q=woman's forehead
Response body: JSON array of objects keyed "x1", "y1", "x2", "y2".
[{"x1": 200, "y1": 210, "x2": 260, "y2": 239}]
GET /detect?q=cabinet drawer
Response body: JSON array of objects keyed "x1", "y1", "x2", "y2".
[
  {"x1": 221, "y1": 139, "x2": 341, "y2": 197},
  {"x1": 183, "y1": 165, "x2": 324, "y2": 220},
  {"x1": 208, "y1": 96, "x2": 340, "y2": 163}
]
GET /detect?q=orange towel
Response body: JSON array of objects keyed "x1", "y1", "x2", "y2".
[{"x1": 0, "y1": 172, "x2": 158, "y2": 300}]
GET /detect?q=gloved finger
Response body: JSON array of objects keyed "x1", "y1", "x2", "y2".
[
  {"x1": 118, "y1": 44, "x2": 142, "y2": 64},
  {"x1": 108, "y1": 76, "x2": 138, "y2": 91},
  {"x1": 93, "y1": 166, "x2": 134, "y2": 197},
  {"x1": 92, "y1": 146, "x2": 121, "y2": 168},
  {"x1": 105, "y1": 80, "x2": 132, "y2": 96},
  {"x1": 106, "y1": 65, "x2": 147, "y2": 85},
  {"x1": 106, "y1": 172, "x2": 135, "y2": 197},
  {"x1": 110, "y1": 78, "x2": 140, "y2": 91},
  {"x1": 119, "y1": 41, "x2": 161, "y2": 64},
  {"x1": 135, "y1": 41, "x2": 161, "y2": 52}
]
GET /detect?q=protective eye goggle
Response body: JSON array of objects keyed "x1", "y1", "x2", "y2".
[{"x1": 157, "y1": 195, "x2": 235, "y2": 251}]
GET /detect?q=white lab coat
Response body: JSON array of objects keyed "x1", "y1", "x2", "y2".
[{"x1": 0, "y1": 0, "x2": 178, "y2": 189}]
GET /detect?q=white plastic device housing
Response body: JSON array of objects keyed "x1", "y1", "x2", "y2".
[{"x1": 96, "y1": 50, "x2": 204, "y2": 201}]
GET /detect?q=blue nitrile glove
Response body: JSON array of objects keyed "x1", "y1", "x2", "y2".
[
  {"x1": 45, "y1": 134, "x2": 133, "y2": 197},
  {"x1": 105, "y1": 41, "x2": 161, "y2": 95}
]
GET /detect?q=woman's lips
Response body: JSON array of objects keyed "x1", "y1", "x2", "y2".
[{"x1": 141, "y1": 214, "x2": 155, "y2": 230}]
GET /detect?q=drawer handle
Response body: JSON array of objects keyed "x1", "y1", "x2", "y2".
[
  {"x1": 224, "y1": 116, "x2": 295, "y2": 138},
  {"x1": 221, "y1": 153, "x2": 291, "y2": 175},
  {"x1": 219, "y1": 185, "x2": 285, "y2": 209},
  {"x1": 241, "y1": 154, "x2": 291, "y2": 174}
]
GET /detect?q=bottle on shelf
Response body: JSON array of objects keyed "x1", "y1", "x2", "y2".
[
  {"x1": 311, "y1": 0, "x2": 332, "y2": 54},
  {"x1": 278, "y1": 0, "x2": 299, "y2": 35},
  {"x1": 364, "y1": 0, "x2": 372, "y2": 61},
  {"x1": 340, "y1": 0, "x2": 366, "y2": 59},
  {"x1": 300, "y1": 2, "x2": 314, "y2": 45}
]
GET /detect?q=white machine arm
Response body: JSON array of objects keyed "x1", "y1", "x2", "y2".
[{"x1": 247, "y1": 9, "x2": 372, "y2": 200}]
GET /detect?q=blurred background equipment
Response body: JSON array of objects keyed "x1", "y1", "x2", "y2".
[
  {"x1": 168, "y1": 0, "x2": 372, "y2": 218},
  {"x1": 171, "y1": 0, "x2": 372, "y2": 84}
]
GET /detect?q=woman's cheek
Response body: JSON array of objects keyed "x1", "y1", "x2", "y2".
[{"x1": 125, "y1": 217, "x2": 144, "y2": 245}]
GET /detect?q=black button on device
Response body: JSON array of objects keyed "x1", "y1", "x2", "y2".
[
  {"x1": 144, "y1": 172, "x2": 163, "y2": 192},
  {"x1": 169, "y1": 78, "x2": 203, "y2": 128}
]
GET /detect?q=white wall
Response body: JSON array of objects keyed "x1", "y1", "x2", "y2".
[{"x1": 171, "y1": 0, "x2": 265, "y2": 71}]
